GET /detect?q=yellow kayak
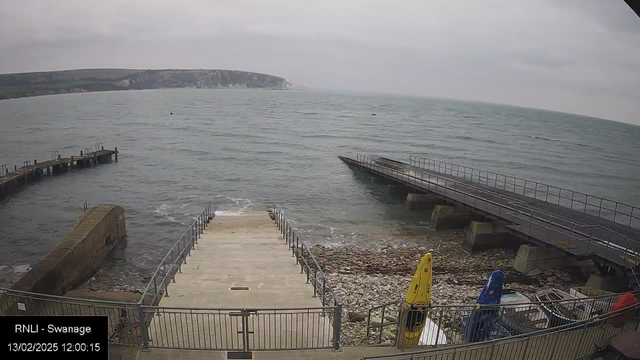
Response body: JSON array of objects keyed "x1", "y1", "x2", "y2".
[{"x1": 402, "y1": 252, "x2": 432, "y2": 346}]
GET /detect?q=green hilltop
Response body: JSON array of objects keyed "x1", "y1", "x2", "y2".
[{"x1": 0, "y1": 68, "x2": 290, "y2": 100}]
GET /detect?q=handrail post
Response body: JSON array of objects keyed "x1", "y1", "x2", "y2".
[
  {"x1": 177, "y1": 240, "x2": 182, "y2": 273},
  {"x1": 192, "y1": 223, "x2": 196, "y2": 249},
  {"x1": 312, "y1": 267, "x2": 317, "y2": 296},
  {"x1": 195, "y1": 218, "x2": 199, "y2": 245},
  {"x1": 434, "y1": 308, "x2": 443, "y2": 347},
  {"x1": 153, "y1": 276, "x2": 158, "y2": 298},
  {"x1": 300, "y1": 242, "x2": 305, "y2": 273},
  {"x1": 322, "y1": 277, "x2": 326, "y2": 306},
  {"x1": 377, "y1": 305, "x2": 387, "y2": 343},
  {"x1": 397, "y1": 307, "x2": 406, "y2": 350},
  {"x1": 333, "y1": 304, "x2": 342, "y2": 351},
  {"x1": 138, "y1": 305, "x2": 150, "y2": 351},
  {"x1": 292, "y1": 235, "x2": 296, "y2": 257}
]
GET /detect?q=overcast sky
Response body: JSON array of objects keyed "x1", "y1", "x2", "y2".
[{"x1": 1, "y1": 1, "x2": 639, "y2": 124}]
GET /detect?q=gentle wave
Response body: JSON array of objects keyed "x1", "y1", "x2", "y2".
[
  {"x1": 529, "y1": 135, "x2": 564, "y2": 142},
  {"x1": 215, "y1": 210, "x2": 246, "y2": 216}
]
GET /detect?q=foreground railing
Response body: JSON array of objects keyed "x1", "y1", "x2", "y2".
[
  {"x1": 0, "y1": 287, "x2": 341, "y2": 351},
  {"x1": 353, "y1": 155, "x2": 640, "y2": 272},
  {"x1": 363, "y1": 302, "x2": 640, "y2": 360},
  {"x1": 0, "y1": 287, "x2": 143, "y2": 346},
  {"x1": 140, "y1": 305, "x2": 339, "y2": 351},
  {"x1": 408, "y1": 156, "x2": 640, "y2": 229},
  {"x1": 368, "y1": 290, "x2": 640, "y2": 349},
  {"x1": 139, "y1": 204, "x2": 214, "y2": 306}
]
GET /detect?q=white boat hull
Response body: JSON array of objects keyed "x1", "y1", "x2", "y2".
[{"x1": 418, "y1": 317, "x2": 447, "y2": 345}]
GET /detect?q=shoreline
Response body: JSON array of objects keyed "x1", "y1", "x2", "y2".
[{"x1": 312, "y1": 231, "x2": 597, "y2": 346}]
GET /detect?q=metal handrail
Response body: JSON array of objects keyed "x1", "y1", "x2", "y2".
[
  {"x1": 141, "y1": 305, "x2": 339, "y2": 311},
  {"x1": 272, "y1": 207, "x2": 343, "y2": 350},
  {"x1": 366, "y1": 290, "x2": 640, "y2": 336},
  {"x1": 354, "y1": 155, "x2": 640, "y2": 270},
  {"x1": 408, "y1": 155, "x2": 640, "y2": 228},
  {"x1": 272, "y1": 206, "x2": 342, "y2": 307},
  {"x1": 364, "y1": 301, "x2": 640, "y2": 359},
  {"x1": 368, "y1": 289, "x2": 640, "y2": 317},
  {"x1": 139, "y1": 204, "x2": 214, "y2": 305}
]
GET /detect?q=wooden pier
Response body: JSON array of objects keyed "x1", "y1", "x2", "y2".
[{"x1": 0, "y1": 147, "x2": 118, "y2": 199}]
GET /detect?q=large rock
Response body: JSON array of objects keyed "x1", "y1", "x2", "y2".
[{"x1": 348, "y1": 312, "x2": 366, "y2": 322}]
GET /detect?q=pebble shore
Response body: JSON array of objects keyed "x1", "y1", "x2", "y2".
[{"x1": 312, "y1": 229, "x2": 597, "y2": 346}]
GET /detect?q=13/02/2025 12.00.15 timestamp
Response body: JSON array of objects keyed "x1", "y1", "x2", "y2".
[{"x1": 7, "y1": 342, "x2": 101, "y2": 353}]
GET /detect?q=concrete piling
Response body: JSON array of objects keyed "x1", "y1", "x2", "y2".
[
  {"x1": 463, "y1": 221, "x2": 522, "y2": 254},
  {"x1": 512, "y1": 244, "x2": 591, "y2": 274},
  {"x1": 404, "y1": 193, "x2": 442, "y2": 210},
  {"x1": 585, "y1": 274, "x2": 627, "y2": 292},
  {"x1": 430, "y1": 205, "x2": 479, "y2": 230},
  {"x1": 388, "y1": 184, "x2": 411, "y2": 196}
]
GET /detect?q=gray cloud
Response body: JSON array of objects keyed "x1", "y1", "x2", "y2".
[{"x1": 1, "y1": 0, "x2": 639, "y2": 124}]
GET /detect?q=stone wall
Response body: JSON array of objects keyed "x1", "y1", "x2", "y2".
[{"x1": 11, "y1": 204, "x2": 126, "y2": 295}]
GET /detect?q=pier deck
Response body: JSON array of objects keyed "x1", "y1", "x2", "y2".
[
  {"x1": 0, "y1": 148, "x2": 117, "y2": 199},
  {"x1": 340, "y1": 155, "x2": 640, "y2": 275}
]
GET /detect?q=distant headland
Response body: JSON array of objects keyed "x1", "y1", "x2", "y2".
[{"x1": 0, "y1": 68, "x2": 299, "y2": 100}]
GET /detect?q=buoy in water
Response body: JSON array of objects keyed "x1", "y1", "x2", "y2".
[{"x1": 372, "y1": 113, "x2": 377, "y2": 116}]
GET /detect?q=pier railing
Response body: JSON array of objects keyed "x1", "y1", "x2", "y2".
[
  {"x1": 139, "y1": 204, "x2": 214, "y2": 306},
  {"x1": 408, "y1": 156, "x2": 640, "y2": 229},
  {"x1": 354, "y1": 155, "x2": 640, "y2": 273},
  {"x1": 363, "y1": 302, "x2": 640, "y2": 360},
  {"x1": 272, "y1": 207, "x2": 342, "y2": 309}
]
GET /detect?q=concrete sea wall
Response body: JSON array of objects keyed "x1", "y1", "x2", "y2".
[{"x1": 11, "y1": 204, "x2": 126, "y2": 295}]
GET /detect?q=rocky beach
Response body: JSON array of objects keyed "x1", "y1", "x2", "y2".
[{"x1": 312, "y1": 228, "x2": 598, "y2": 346}]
